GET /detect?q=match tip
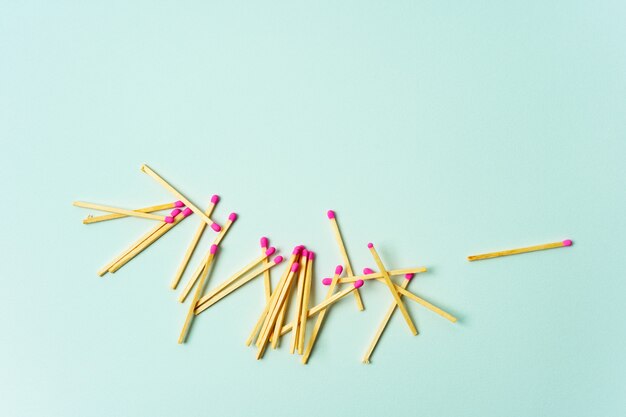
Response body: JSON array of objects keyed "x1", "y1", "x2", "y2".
[
  {"x1": 273, "y1": 255, "x2": 284, "y2": 264},
  {"x1": 210, "y1": 244, "x2": 218, "y2": 254},
  {"x1": 367, "y1": 242, "x2": 374, "y2": 248},
  {"x1": 302, "y1": 249, "x2": 309, "y2": 258},
  {"x1": 308, "y1": 251, "x2": 315, "y2": 260},
  {"x1": 363, "y1": 267, "x2": 374, "y2": 275},
  {"x1": 170, "y1": 208, "x2": 182, "y2": 217},
  {"x1": 405, "y1": 273, "x2": 415, "y2": 281},
  {"x1": 327, "y1": 210, "x2": 335, "y2": 219},
  {"x1": 174, "y1": 200, "x2": 185, "y2": 208},
  {"x1": 562, "y1": 239, "x2": 573, "y2": 247},
  {"x1": 182, "y1": 208, "x2": 193, "y2": 217},
  {"x1": 265, "y1": 246, "x2": 276, "y2": 257},
  {"x1": 164, "y1": 216, "x2": 174, "y2": 223},
  {"x1": 291, "y1": 263, "x2": 300, "y2": 272},
  {"x1": 211, "y1": 194, "x2": 220, "y2": 204},
  {"x1": 210, "y1": 222, "x2": 221, "y2": 232},
  {"x1": 354, "y1": 280, "x2": 364, "y2": 289},
  {"x1": 292, "y1": 246, "x2": 302, "y2": 255},
  {"x1": 260, "y1": 236, "x2": 269, "y2": 248},
  {"x1": 228, "y1": 212, "x2": 237, "y2": 222},
  {"x1": 335, "y1": 265, "x2": 343, "y2": 275},
  {"x1": 322, "y1": 278, "x2": 332, "y2": 286}
]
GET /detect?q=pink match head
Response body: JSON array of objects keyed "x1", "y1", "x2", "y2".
[
  {"x1": 260, "y1": 236, "x2": 269, "y2": 248},
  {"x1": 363, "y1": 268, "x2": 374, "y2": 275},
  {"x1": 322, "y1": 278, "x2": 332, "y2": 286},
  {"x1": 228, "y1": 213, "x2": 237, "y2": 222},
  {"x1": 327, "y1": 210, "x2": 336, "y2": 219},
  {"x1": 354, "y1": 280, "x2": 364, "y2": 289},
  {"x1": 210, "y1": 222, "x2": 221, "y2": 232},
  {"x1": 292, "y1": 246, "x2": 302, "y2": 255},
  {"x1": 291, "y1": 263, "x2": 300, "y2": 273},
  {"x1": 335, "y1": 265, "x2": 343, "y2": 275},
  {"x1": 308, "y1": 251, "x2": 315, "y2": 260},
  {"x1": 182, "y1": 208, "x2": 193, "y2": 217},
  {"x1": 367, "y1": 242, "x2": 374, "y2": 249},
  {"x1": 174, "y1": 200, "x2": 184, "y2": 208},
  {"x1": 164, "y1": 216, "x2": 174, "y2": 223},
  {"x1": 562, "y1": 239, "x2": 573, "y2": 247},
  {"x1": 210, "y1": 244, "x2": 218, "y2": 254},
  {"x1": 265, "y1": 247, "x2": 276, "y2": 257},
  {"x1": 211, "y1": 194, "x2": 220, "y2": 204},
  {"x1": 405, "y1": 273, "x2": 415, "y2": 281},
  {"x1": 302, "y1": 249, "x2": 309, "y2": 258},
  {"x1": 170, "y1": 208, "x2": 182, "y2": 217},
  {"x1": 273, "y1": 255, "x2": 284, "y2": 264}
]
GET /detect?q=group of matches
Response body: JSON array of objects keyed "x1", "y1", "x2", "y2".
[{"x1": 75, "y1": 164, "x2": 462, "y2": 364}]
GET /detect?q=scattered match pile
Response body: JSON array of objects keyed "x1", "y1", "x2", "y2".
[{"x1": 75, "y1": 164, "x2": 459, "y2": 364}]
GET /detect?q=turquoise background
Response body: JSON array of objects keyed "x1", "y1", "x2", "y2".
[{"x1": 1, "y1": 2, "x2": 625, "y2": 416}]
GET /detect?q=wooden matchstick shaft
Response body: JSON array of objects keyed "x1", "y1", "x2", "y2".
[
  {"x1": 338, "y1": 267, "x2": 427, "y2": 284},
  {"x1": 194, "y1": 260, "x2": 279, "y2": 315},
  {"x1": 362, "y1": 278, "x2": 412, "y2": 364},
  {"x1": 140, "y1": 164, "x2": 219, "y2": 229},
  {"x1": 177, "y1": 217, "x2": 236, "y2": 302},
  {"x1": 272, "y1": 274, "x2": 295, "y2": 349},
  {"x1": 73, "y1": 201, "x2": 167, "y2": 222},
  {"x1": 108, "y1": 211, "x2": 189, "y2": 273},
  {"x1": 170, "y1": 200, "x2": 217, "y2": 289},
  {"x1": 261, "y1": 245, "x2": 272, "y2": 302},
  {"x1": 329, "y1": 216, "x2": 364, "y2": 310},
  {"x1": 467, "y1": 240, "x2": 571, "y2": 261},
  {"x1": 289, "y1": 256, "x2": 307, "y2": 353},
  {"x1": 83, "y1": 202, "x2": 178, "y2": 224},
  {"x1": 298, "y1": 254, "x2": 313, "y2": 354},
  {"x1": 302, "y1": 272, "x2": 340, "y2": 364},
  {"x1": 178, "y1": 250, "x2": 215, "y2": 344},
  {"x1": 369, "y1": 245, "x2": 417, "y2": 335}
]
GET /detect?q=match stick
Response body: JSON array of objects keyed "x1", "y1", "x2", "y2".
[
  {"x1": 177, "y1": 212, "x2": 238, "y2": 302},
  {"x1": 140, "y1": 164, "x2": 221, "y2": 231},
  {"x1": 260, "y1": 237, "x2": 272, "y2": 302},
  {"x1": 83, "y1": 201, "x2": 184, "y2": 224},
  {"x1": 368, "y1": 243, "x2": 417, "y2": 335},
  {"x1": 170, "y1": 196, "x2": 220, "y2": 289},
  {"x1": 194, "y1": 256, "x2": 284, "y2": 315},
  {"x1": 280, "y1": 279, "x2": 364, "y2": 337},
  {"x1": 362, "y1": 273, "x2": 415, "y2": 364},
  {"x1": 298, "y1": 250, "x2": 314, "y2": 354},
  {"x1": 289, "y1": 249, "x2": 308, "y2": 353},
  {"x1": 245, "y1": 246, "x2": 303, "y2": 347},
  {"x1": 327, "y1": 210, "x2": 364, "y2": 310},
  {"x1": 256, "y1": 262, "x2": 300, "y2": 356},
  {"x1": 108, "y1": 208, "x2": 193, "y2": 273},
  {"x1": 178, "y1": 244, "x2": 217, "y2": 344},
  {"x1": 73, "y1": 201, "x2": 172, "y2": 222},
  {"x1": 337, "y1": 267, "x2": 427, "y2": 284},
  {"x1": 301, "y1": 265, "x2": 343, "y2": 364},
  {"x1": 194, "y1": 246, "x2": 276, "y2": 308},
  {"x1": 467, "y1": 239, "x2": 573, "y2": 261},
  {"x1": 362, "y1": 268, "x2": 457, "y2": 323}
]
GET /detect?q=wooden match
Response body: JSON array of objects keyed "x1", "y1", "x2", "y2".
[
  {"x1": 468, "y1": 239, "x2": 573, "y2": 261},
  {"x1": 74, "y1": 201, "x2": 171, "y2": 222},
  {"x1": 83, "y1": 201, "x2": 184, "y2": 224}
]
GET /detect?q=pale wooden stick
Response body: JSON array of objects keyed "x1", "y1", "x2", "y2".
[
  {"x1": 468, "y1": 239, "x2": 573, "y2": 261},
  {"x1": 362, "y1": 274, "x2": 414, "y2": 364},
  {"x1": 289, "y1": 252, "x2": 308, "y2": 353},
  {"x1": 246, "y1": 247, "x2": 302, "y2": 347},
  {"x1": 260, "y1": 237, "x2": 272, "y2": 302},
  {"x1": 327, "y1": 210, "x2": 364, "y2": 310},
  {"x1": 178, "y1": 245, "x2": 217, "y2": 343},
  {"x1": 302, "y1": 265, "x2": 342, "y2": 364},
  {"x1": 73, "y1": 201, "x2": 168, "y2": 222},
  {"x1": 140, "y1": 164, "x2": 220, "y2": 231},
  {"x1": 271, "y1": 271, "x2": 295, "y2": 350},
  {"x1": 368, "y1": 243, "x2": 417, "y2": 335},
  {"x1": 338, "y1": 267, "x2": 427, "y2": 284},
  {"x1": 170, "y1": 197, "x2": 219, "y2": 289},
  {"x1": 194, "y1": 247, "x2": 275, "y2": 308},
  {"x1": 298, "y1": 251, "x2": 314, "y2": 354},
  {"x1": 107, "y1": 208, "x2": 191, "y2": 273},
  {"x1": 256, "y1": 262, "x2": 300, "y2": 358},
  {"x1": 177, "y1": 214, "x2": 237, "y2": 302},
  {"x1": 83, "y1": 201, "x2": 182, "y2": 224},
  {"x1": 194, "y1": 256, "x2": 283, "y2": 315}
]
